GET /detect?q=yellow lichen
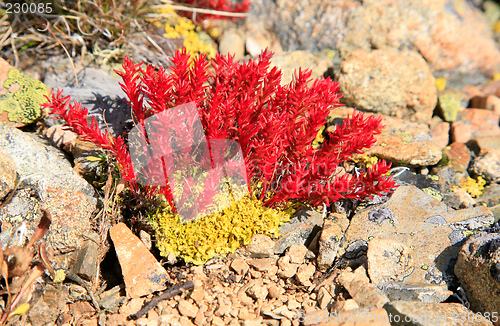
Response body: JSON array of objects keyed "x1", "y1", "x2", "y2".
[
  {"x1": 151, "y1": 195, "x2": 292, "y2": 265},
  {"x1": 352, "y1": 154, "x2": 379, "y2": 169},
  {"x1": 456, "y1": 176, "x2": 487, "y2": 198},
  {"x1": 0, "y1": 68, "x2": 49, "y2": 124},
  {"x1": 156, "y1": 5, "x2": 217, "y2": 59},
  {"x1": 435, "y1": 77, "x2": 447, "y2": 91}
]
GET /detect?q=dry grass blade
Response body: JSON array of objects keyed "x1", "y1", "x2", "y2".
[
  {"x1": 25, "y1": 209, "x2": 51, "y2": 249},
  {"x1": 155, "y1": 0, "x2": 248, "y2": 18},
  {"x1": 0, "y1": 264, "x2": 45, "y2": 325}
]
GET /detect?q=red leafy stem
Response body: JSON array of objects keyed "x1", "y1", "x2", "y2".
[{"x1": 43, "y1": 49, "x2": 396, "y2": 211}]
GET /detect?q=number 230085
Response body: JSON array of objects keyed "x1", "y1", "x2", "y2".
[{"x1": 5, "y1": 2, "x2": 53, "y2": 14}]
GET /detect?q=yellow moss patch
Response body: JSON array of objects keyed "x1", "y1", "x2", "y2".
[
  {"x1": 151, "y1": 196, "x2": 292, "y2": 265},
  {"x1": 455, "y1": 176, "x2": 487, "y2": 198}
]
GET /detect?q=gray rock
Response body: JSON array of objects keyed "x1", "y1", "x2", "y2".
[
  {"x1": 317, "y1": 212, "x2": 349, "y2": 271},
  {"x1": 338, "y1": 49, "x2": 436, "y2": 123},
  {"x1": 377, "y1": 282, "x2": 452, "y2": 303},
  {"x1": 0, "y1": 123, "x2": 95, "y2": 198},
  {"x1": 340, "y1": 185, "x2": 494, "y2": 286},
  {"x1": 273, "y1": 207, "x2": 324, "y2": 254},
  {"x1": 455, "y1": 233, "x2": 500, "y2": 314},
  {"x1": 44, "y1": 67, "x2": 132, "y2": 137}
]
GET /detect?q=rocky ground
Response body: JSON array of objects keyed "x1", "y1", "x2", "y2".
[{"x1": 1, "y1": 0, "x2": 500, "y2": 325}]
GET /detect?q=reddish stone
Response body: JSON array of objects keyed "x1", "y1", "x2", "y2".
[
  {"x1": 444, "y1": 142, "x2": 471, "y2": 173},
  {"x1": 109, "y1": 223, "x2": 169, "y2": 298},
  {"x1": 451, "y1": 108, "x2": 500, "y2": 143}
]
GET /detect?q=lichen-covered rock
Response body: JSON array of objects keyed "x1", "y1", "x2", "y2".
[
  {"x1": 338, "y1": 49, "x2": 436, "y2": 123},
  {"x1": 0, "y1": 58, "x2": 49, "y2": 127}
]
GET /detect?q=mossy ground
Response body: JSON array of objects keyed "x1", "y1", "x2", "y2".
[{"x1": 151, "y1": 195, "x2": 293, "y2": 265}]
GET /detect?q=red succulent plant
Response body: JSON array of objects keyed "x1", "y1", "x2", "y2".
[{"x1": 43, "y1": 49, "x2": 396, "y2": 214}]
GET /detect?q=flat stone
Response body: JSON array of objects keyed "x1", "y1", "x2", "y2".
[
  {"x1": 218, "y1": 28, "x2": 245, "y2": 61},
  {"x1": 339, "y1": 49, "x2": 436, "y2": 123},
  {"x1": 43, "y1": 186, "x2": 95, "y2": 253},
  {"x1": 330, "y1": 299, "x2": 359, "y2": 314},
  {"x1": 328, "y1": 107, "x2": 442, "y2": 166},
  {"x1": 384, "y1": 301, "x2": 493, "y2": 326},
  {"x1": 340, "y1": 185, "x2": 494, "y2": 286},
  {"x1": 277, "y1": 256, "x2": 299, "y2": 279},
  {"x1": 367, "y1": 238, "x2": 414, "y2": 285},
  {"x1": 314, "y1": 307, "x2": 391, "y2": 326},
  {"x1": 244, "y1": 21, "x2": 282, "y2": 57},
  {"x1": 119, "y1": 297, "x2": 145, "y2": 316},
  {"x1": 246, "y1": 282, "x2": 268, "y2": 301},
  {"x1": 469, "y1": 136, "x2": 500, "y2": 151},
  {"x1": 274, "y1": 207, "x2": 324, "y2": 254},
  {"x1": 250, "y1": 0, "x2": 500, "y2": 82},
  {"x1": 317, "y1": 287, "x2": 332, "y2": 310},
  {"x1": 436, "y1": 88, "x2": 467, "y2": 122},
  {"x1": 471, "y1": 148, "x2": 500, "y2": 182},
  {"x1": 455, "y1": 233, "x2": 500, "y2": 314},
  {"x1": 109, "y1": 223, "x2": 168, "y2": 298},
  {"x1": 44, "y1": 67, "x2": 131, "y2": 137},
  {"x1": 317, "y1": 213, "x2": 349, "y2": 271},
  {"x1": 337, "y1": 266, "x2": 389, "y2": 308}
]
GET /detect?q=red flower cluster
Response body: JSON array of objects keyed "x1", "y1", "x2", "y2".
[{"x1": 43, "y1": 49, "x2": 396, "y2": 212}]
